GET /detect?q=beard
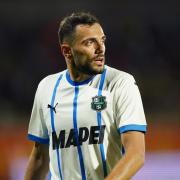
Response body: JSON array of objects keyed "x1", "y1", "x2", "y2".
[
  {"x1": 77, "y1": 63, "x2": 105, "y2": 75},
  {"x1": 72, "y1": 57, "x2": 105, "y2": 75}
]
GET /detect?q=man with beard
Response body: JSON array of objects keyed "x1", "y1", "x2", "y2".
[{"x1": 25, "y1": 12, "x2": 147, "y2": 180}]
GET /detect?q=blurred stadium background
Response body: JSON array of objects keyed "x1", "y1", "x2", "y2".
[{"x1": 0, "y1": 1, "x2": 180, "y2": 179}]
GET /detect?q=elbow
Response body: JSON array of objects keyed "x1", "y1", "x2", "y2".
[{"x1": 137, "y1": 151, "x2": 145, "y2": 169}]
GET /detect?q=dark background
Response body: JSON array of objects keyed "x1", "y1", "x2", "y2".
[
  {"x1": 0, "y1": 1, "x2": 180, "y2": 179},
  {"x1": 0, "y1": 1, "x2": 180, "y2": 117}
]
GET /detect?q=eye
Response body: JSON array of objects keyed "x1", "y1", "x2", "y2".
[
  {"x1": 102, "y1": 37, "x2": 106, "y2": 44},
  {"x1": 85, "y1": 39, "x2": 94, "y2": 46},
  {"x1": 101, "y1": 40, "x2": 105, "y2": 45}
]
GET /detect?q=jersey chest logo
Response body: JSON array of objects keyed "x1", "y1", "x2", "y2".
[
  {"x1": 47, "y1": 103, "x2": 58, "y2": 113},
  {"x1": 91, "y1": 95, "x2": 107, "y2": 112}
]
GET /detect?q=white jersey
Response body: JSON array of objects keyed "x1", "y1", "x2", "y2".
[{"x1": 28, "y1": 65, "x2": 147, "y2": 180}]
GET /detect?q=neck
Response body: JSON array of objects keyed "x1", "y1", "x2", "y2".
[{"x1": 67, "y1": 64, "x2": 92, "y2": 82}]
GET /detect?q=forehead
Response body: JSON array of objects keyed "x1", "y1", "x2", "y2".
[{"x1": 73, "y1": 23, "x2": 105, "y2": 41}]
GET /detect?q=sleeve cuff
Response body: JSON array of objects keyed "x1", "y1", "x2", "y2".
[
  {"x1": 28, "y1": 134, "x2": 49, "y2": 144},
  {"x1": 118, "y1": 124, "x2": 147, "y2": 134}
]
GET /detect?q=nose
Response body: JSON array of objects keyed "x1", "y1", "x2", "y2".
[{"x1": 95, "y1": 41, "x2": 105, "y2": 54}]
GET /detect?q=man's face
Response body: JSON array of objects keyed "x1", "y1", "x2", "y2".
[{"x1": 70, "y1": 23, "x2": 106, "y2": 75}]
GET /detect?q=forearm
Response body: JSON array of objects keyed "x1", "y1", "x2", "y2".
[
  {"x1": 24, "y1": 143, "x2": 49, "y2": 180},
  {"x1": 105, "y1": 131, "x2": 145, "y2": 180},
  {"x1": 105, "y1": 150, "x2": 144, "y2": 180}
]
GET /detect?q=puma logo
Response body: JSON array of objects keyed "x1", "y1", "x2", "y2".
[{"x1": 47, "y1": 103, "x2": 58, "y2": 113}]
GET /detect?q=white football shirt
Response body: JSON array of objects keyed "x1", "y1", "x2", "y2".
[{"x1": 28, "y1": 65, "x2": 147, "y2": 180}]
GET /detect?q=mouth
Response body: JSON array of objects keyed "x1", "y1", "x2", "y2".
[{"x1": 94, "y1": 56, "x2": 105, "y2": 66}]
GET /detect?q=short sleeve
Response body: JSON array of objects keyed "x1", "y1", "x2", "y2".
[
  {"x1": 114, "y1": 75, "x2": 147, "y2": 134},
  {"x1": 27, "y1": 82, "x2": 49, "y2": 144}
]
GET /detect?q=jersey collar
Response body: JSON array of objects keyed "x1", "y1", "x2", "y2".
[{"x1": 66, "y1": 70, "x2": 95, "y2": 86}]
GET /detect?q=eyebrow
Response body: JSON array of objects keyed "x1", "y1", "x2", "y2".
[{"x1": 82, "y1": 35, "x2": 106, "y2": 44}]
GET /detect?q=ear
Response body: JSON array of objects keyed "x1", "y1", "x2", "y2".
[{"x1": 60, "y1": 44, "x2": 72, "y2": 59}]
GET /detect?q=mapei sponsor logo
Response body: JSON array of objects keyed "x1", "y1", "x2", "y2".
[{"x1": 52, "y1": 125, "x2": 106, "y2": 149}]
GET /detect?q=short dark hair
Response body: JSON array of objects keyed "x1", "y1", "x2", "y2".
[{"x1": 58, "y1": 12, "x2": 99, "y2": 44}]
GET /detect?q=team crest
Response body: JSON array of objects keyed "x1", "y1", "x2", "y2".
[{"x1": 91, "y1": 95, "x2": 107, "y2": 112}]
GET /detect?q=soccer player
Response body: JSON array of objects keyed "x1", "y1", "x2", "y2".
[{"x1": 25, "y1": 12, "x2": 147, "y2": 180}]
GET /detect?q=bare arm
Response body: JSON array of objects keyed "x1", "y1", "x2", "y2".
[
  {"x1": 105, "y1": 131, "x2": 145, "y2": 180},
  {"x1": 24, "y1": 142, "x2": 49, "y2": 180}
]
